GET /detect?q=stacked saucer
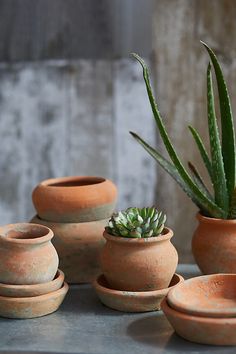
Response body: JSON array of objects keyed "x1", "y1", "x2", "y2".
[
  {"x1": 0, "y1": 223, "x2": 68, "y2": 319},
  {"x1": 162, "y1": 273, "x2": 236, "y2": 345}
]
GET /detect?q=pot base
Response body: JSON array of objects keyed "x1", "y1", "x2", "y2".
[
  {"x1": 93, "y1": 273, "x2": 183, "y2": 313},
  {"x1": 0, "y1": 282, "x2": 68, "y2": 319}
]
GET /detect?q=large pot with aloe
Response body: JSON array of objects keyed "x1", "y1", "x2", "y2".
[{"x1": 130, "y1": 42, "x2": 236, "y2": 274}]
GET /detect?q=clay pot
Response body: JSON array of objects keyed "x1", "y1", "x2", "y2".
[
  {"x1": 31, "y1": 215, "x2": 107, "y2": 283},
  {"x1": 0, "y1": 270, "x2": 64, "y2": 298},
  {"x1": 0, "y1": 223, "x2": 59, "y2": 285},
  {"x1": 167, "y1": 273, "x2": 236, "y2": 318},
  {"x1": 192, "y1": 213, "x2": 236, "y2": 274},
  {"x1": 161, "y1": 298, "x2": 236, "y2": 346},
  {"x1": 94, "y1": 273, "x2": 184, "y2": 312},
  {"x1": 0, "y1": 282, "x2": 69, "y2": 319},
  {"x1": 100, "y1": 228, "x2": 178, "y2": 291},
  {"x1": 32, "y1": 176, "x2": 117, "y2": 223}
]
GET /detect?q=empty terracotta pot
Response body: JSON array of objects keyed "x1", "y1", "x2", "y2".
[
  {"x1": 100, "y1": 228, "x2": 178, "y2": 291},
  {"x1": 192, "y1": 213, "x2": 236, "y2": 274},
  {"x1": 0, "y1": 223, "x2": 59, "y2": 285},
  {"x1": 32, "y1": 176, "x2": 117, "y2": 223},
  {"x1": 31, "y1": 215, "x2": 107, "y2": 283}
]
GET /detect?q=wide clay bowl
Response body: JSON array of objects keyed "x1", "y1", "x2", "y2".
[
  {"x1": 167, "y1": 273, "x2": 236, "y2": 318},
  {"x1": 32, "y1": 176, "x2": 117, "y2": 223},
  {"x1": 0, "y1": 270, "x2": 64, "y2": 298},
  {"x1": 31, "y1": 215, "x2": 107, "y2": 284},
  {"x1": 94, "y1": 273, "x2": 183, "y2": 312},
  {"x1": 0, "y1": 282, "x2": 69, "y2": 319},
  {"x1": 161, "y1": 298, "x2": 236, "y2": 346}
]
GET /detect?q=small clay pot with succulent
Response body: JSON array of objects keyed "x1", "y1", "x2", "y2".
[{"x1": 100, "y1": 207, "x2": 178, "y2": 291}]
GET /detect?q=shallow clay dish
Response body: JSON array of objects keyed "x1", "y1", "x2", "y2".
[
  {"x1": 0, "y1": 270, "x2": 64, "y2": 298},
  {"x1": 94, "y1": 273, "x2": 183, "y2": 312},
  {"x1": 32, "y1": 176, "x2": 117, "y2": 223},
  {"x1": 167, "y1": 273, "x2": 236, "y2": 318},
  {"x1": 161, "y1": 298, "x2": 236, "y2": 346},
  {"x1": 0, "y1": 282, "x2": 68, "y2": 319}
]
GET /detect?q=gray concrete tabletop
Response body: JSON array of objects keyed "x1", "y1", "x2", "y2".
[{"x1": 0, "y1": 264, "x2": 235, "y2": 354}]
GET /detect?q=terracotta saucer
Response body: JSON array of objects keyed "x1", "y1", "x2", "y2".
[
  {"x1": 0, "y1": 282, "x2": 69, "y2": 319},
  {"x1": 93, "y1": 273, "x2": 184, "y2": 312},
  {"x1": 0, "y1": 269, "x2": 64, "y2": 298},
  {"x1": 161, "y1": 298, "x2": 236, "y2": 346},
  {"x1": 167, "y1": 273, "x2": 236, "y2": 318}
]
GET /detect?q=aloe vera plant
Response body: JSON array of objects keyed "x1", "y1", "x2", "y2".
[
  {"x1": 105, "y1": 207, "x2": 166, "y2": 238},
  {"x1": 130, "y1": 42, "x2": 236, "y2": 219}
]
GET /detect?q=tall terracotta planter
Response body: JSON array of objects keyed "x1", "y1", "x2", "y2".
[
  {"x1": 0, "y1": 223, "x2": 58, "y2": 285},
  {"x1": 32, "y1": 176, "x2": 117, "y2": 283},
  {"x1": 31, "y1": 215, "x2": 107, "y2": 283},
  {"x1": 100, "y1": 228, "x2": 178, "y2": 291},
  {"x1": 192, "y1": 213, "x2": 236, "y2": 274}
]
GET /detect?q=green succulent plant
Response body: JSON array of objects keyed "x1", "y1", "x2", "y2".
[
  {"x1": 105, "y1": 207, "x2": 166, "y2": 238},
  {"x1": 130, "y1": 42, "x2": 236, "y2": 220}
]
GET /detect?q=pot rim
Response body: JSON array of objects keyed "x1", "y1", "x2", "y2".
[
  {"x1": 197, "y1": 212, "x2": 236, "y2": 224},
  {"x1": 0, "y1": 223, "x2": 54, "y2": 244},
  {"x1": 37, "y1": 176, "x2": 108, "y2": 189},
  {"x1": 103, "y1": 227, "x2": 173, "y2": 244}
]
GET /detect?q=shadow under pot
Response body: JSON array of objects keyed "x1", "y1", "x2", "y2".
[
  {"x1": 100, "y1": 228, "x2": 178, "y2": 292},
  {"x1": 32, "y1": 176, "x2": 117, "y2": 223},
  {"x1": 0, "y1": 223, "x2": 59, "y2": 285},
  {"x1": 192, "y1": 213, "x2": 236, "y2": 274}
]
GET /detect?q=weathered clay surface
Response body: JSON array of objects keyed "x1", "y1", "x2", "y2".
[
  {"x1": 167, "y1": 273, "x2": 236, "y2": 318},
  {"x1": 31, "y1": 215, "x2": 107, "y2": 283},
  {"x1": 0, "y1": 269, "x2": 64, "y2": 298},
  {"x1": 192, "y1": 213, "x2": 236, "y2": 274},
  {"x1": 161, "y1": 298, "x2": 236, "y2": 346},
  {"x1": 0, "y1": 282, "x2": 68, "y2": 319},
  {"x1": 32, "y1": 176, "x2": 117, "y2": 223},
  {"x1": 94, "y1": 273, "x2": 183, "y2": 312},
  {"x1": 0, "y1": 223, "x2": 58, "y2": 285},
  {"x1": 101, "y1": 228, "x2": 178, "y2": 291}
]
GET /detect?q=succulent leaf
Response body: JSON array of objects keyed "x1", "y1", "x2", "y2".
[{"x1": 105, "y1": 207, "x2": 166, "y2": 238}]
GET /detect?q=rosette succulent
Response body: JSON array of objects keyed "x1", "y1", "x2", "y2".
[{"x1": 105, "y1": 207, "x2": 166, "y2": 238}]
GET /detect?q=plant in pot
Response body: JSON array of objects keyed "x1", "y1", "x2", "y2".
[
  {"x1": 130, "y1": 42, "x2": 236, "y2": 274},
  {"x1": 100, "y1": 207, "x2": 178, "y2": 292}
]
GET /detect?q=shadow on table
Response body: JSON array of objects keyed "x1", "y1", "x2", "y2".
[
  {"x1": 60, "y1": 285, "x2": 129, "y2": 317},
  {"x1": 126, "y1": 313, "x2": 234, "y2": 353}
]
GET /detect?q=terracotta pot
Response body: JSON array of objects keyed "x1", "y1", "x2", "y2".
[
  {"x1": 0, "y1": 282, "x2": 69, "y2": 319},
  {"x1": 192, "y1": 213, "x2": 236, "y2": 274},
  {"x1": 100, "y1": 228, "x2": 178, "y2": 291},
  {"x1": 0, "y1": 270, "x2": 64, "y2": 298},
  {"x1": 167, "y1": 273, "x2": 236, "y2": 318},
  {"x1": 0, "y1": 223, "x2": 59, "y2": 285},
  {"x1": 32, "y1": 176, "x2": 117, "y2": 223},
  {"x1": 31, "y1": 215, "x2": 107, "y2": 284},
  {"x1": 161, "y1": 298, "x2": 236, "y2": 346},
  {"x1": 94, "y1": 273, "x2": 184, "y2": 312}
]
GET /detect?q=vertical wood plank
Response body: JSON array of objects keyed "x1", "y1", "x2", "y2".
[
  {"x1": 68, "y1": 60, "x2": 114, "y2": 180},
  {"x1": 113, "y1": 59, "x2": 156, "y2": 210}
]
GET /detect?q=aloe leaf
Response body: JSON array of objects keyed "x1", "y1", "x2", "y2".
[
  {"x1": 130, "y1": 131, "x2": 224, "y2": 217},
  {"x1": 188, "y1": 161, "x2": 212, "y2": 200},
  {"x1": 229, "y1": 187, "x2": 236, "y2": 219},
  {"x1": 188, "y1": 126, "x2": 213, "y2": 181},
  {"x1": 207, "y1": 63, "x2": 228, "y2": 213},
  {"x1": 201, "y1": 41, "x2": 236, "y2": 203},
  {"x1": 131, "y1": 53, "x2": 226, "y2": 218}
]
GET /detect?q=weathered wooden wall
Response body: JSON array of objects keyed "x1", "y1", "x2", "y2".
[{"x1": 0, "y1": 0, "x2": 236, "y2": 262}]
